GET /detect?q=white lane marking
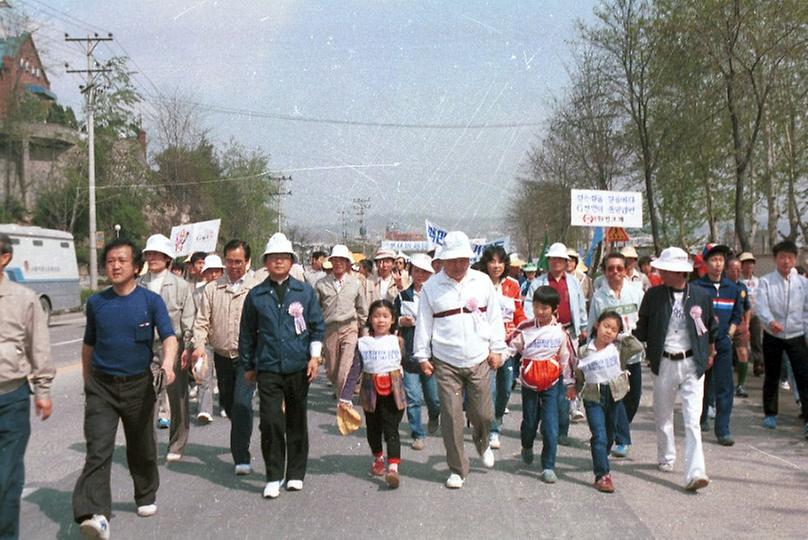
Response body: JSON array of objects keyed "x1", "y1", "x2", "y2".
[
  {"x1": 22, "y1": 487, "x2": 39, "y2": 498},
  {"x1": 50, "y1": 317, "x2": 86, "y2": 326},
  {"x1": 53, "y1": 338, "x2": 83, "y2": 347},
  {"x1": 749, "y1": 445, "x2": 806, "y2": 472}
]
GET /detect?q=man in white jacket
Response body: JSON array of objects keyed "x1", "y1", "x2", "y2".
[
  {"x1": 755, "y1": 240, "x2": 808, "y2": 438},
  {"x1": 414, "y1": 231, "x2": 506, "y2": 489}
]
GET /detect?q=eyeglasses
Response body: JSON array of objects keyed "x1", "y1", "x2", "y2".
[{"x1": 606, "y1": 265, "x2": 625, "y2": 272}]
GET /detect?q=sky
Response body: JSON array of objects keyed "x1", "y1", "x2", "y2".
[{"x1": 10, "y1": 0, "x2": 599, "y2": 240}]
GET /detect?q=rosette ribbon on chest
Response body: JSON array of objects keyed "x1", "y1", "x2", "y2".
[
  {"x1": 690, "y1": 305, "x2": 708, "y2": 336},
  {"x1": 288, "y1": 302, "x2": 306, "y2": 334}
]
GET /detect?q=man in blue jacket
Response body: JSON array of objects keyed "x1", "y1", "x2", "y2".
[
  {"x1": 634, "y1": 247, "x2": 717, "y2": 492},
  {"x1": 240, "y1": 233, "x2": 325, "y2": 500},
  {"x1": 693, "y1": 245, "x2": 743, "y2": 446}
]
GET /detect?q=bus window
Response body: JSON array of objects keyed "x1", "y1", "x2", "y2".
[{"x1": 33, "y1": 240, "x2": 43, "y2": 246}]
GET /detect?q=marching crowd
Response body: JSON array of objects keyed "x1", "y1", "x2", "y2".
[{"x1": 1, "y1": 229, "x2": 807, "y2": 539}]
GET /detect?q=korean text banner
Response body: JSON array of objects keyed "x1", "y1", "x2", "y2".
[{"x1": 570, "y1": 189, "x2": 643, "y2": 229}]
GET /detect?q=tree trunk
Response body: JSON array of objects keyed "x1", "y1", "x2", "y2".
[{"x1": 763, "y1": 113, "x2": 779, "y2": 250}]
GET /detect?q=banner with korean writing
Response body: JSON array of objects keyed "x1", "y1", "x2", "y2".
[
  {"x1": 380, "y1": 240, "x2": 431, "y2": 252},
  {"x1": 570, "y1": 189, "x2": 643, "y2": 229},
  {"x1": 170, "y1": 219, "x2": 221, "y2": 257},
  {"x1": 424, "y1": 220, "x2": 509, "y2": 260}
]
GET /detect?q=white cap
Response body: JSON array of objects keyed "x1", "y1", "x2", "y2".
[
  {"x1": 143, "y1": 234, "x2": 174, "y2": 259},
  {"x1": 651, "y1": 247, "x2": 693, "y2": 273},
  {"x1": 409, "y1": 253, "x2": 434, "y2": 274},
  {"x1": 545, "y1": 242, "x2": 569, "y2": 260},
  {"x1": 262, "y1": 233, "x2": 296, "y2": 259},
  {"x1": 201, "y1": 254, "x2": 225, "y2": 273},
  {"x1": 437, "y1": 231, "x2": 475, "y2": 260},
  {"x1": 328, "y1": 244, "x2": 353, "y2": 261}
]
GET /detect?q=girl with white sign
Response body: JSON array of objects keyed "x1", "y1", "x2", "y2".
[
  {"x1": 574, "y1": 311, "x2": 641, "y2": 494},
  {"x1": 339, "y1": 300, "x2": 407, "y2": 489}
]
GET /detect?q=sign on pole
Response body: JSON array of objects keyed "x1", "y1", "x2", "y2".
[
  {"x1": 170, "y1": 219, "x2": 221, "y2": 257},
  {"x1": 570, "y1": 189, "x2": 643, "y2": 229},
  {"x1": 605, "y1": 227, "x2": 630, "y2": 243}
]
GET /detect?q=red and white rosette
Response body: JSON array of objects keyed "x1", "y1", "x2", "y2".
[
  {"x1": 288, "y1": 302, "x2": 306, "y2": 334},
  {"x1": 690, "y1": 305, "x2": 707, "y2": 336}
]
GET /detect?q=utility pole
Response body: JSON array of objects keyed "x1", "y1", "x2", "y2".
[
  {"x1": 352, "y1": 197, "x2": 370, "y2": 252},
  {"x1": 268, "y1": 174, "x2": 292, "y2": 233},
  {"x1": 66, "y1": 32, "x2": 113, "y2": 291}
]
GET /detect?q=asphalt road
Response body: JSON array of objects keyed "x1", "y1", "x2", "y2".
[{"x1": 19, "y1": 314, "x2": 808, "y2": 539}]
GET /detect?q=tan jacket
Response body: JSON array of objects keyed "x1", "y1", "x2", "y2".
[
  {"x1": 0, "y1": 278, "x2": 54, "y2": 399},
  {"x1": 138, "y1": 272, "x2": 196, "y2": 350},
  {"x1": 367, "y1": 274, "x2": 401, "y2": 305},
  {"x1": 192, "y1": 274, "x2": 256, "y2": 358},
  {"x1": 315, "y1": 273, "x2": 368, "y2": 327}
]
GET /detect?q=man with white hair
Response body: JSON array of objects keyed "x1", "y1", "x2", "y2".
[
  {"x1": 634, "y1": 247, "x2": 717, "y2": 491},
  {"x1": 414, "y1": 232, "x2": 506, "y2": 489}
]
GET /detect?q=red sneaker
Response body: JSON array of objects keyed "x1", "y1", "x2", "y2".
[
  {"x1": 370, "y1": 459, "x2": 385, "y2": 477},
  {"x1": 594, "y1": 474, "x2": 615, "y2": 493},
  {"x1": 385, "y1": 469, "x2": 400, "y2": 489}
]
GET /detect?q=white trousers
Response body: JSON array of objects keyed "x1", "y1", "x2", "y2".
[{"x1": 652, "y1": 357, "x2": 706, "y2": 484}]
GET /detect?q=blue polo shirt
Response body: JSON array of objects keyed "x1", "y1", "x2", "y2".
[{"x1": 84, "y1": 285, "x2": 175, "y2": 376}]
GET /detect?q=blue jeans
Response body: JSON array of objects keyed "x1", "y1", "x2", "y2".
[
  {"x1": 520, "y1": 379, "x2": 561, "y2": 470},
  {"x1": 490, "y1": 357, "x2": 516, "y2": 434},
  {"x1": 584, "y1": 385, "x2": 619, "y2": 479},
  {"x1": 403, "y1": 370, "x2": 440, "y2": 440},
  {"x1": 701, "y1": 338, "x2": 734, "y2": 437},
  {"x1": 558, "y1": 376, "x2": 570, "y2": 438},
  {"x1": 214, "y1": 354, "x2": 255, "y2": 464},
  {"x1": 0, "y1": 383, "x2": 30, "y2": 539},
  {"x1": 615, "y1": 362, "x2": 642, "y2": 446}
]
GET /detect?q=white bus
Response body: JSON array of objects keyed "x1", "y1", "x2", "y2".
[{"x1": 0, "y1": 224, "x2": 81, "y2": 319}]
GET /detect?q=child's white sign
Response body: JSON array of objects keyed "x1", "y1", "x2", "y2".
[{"x1": 570, "y1": 189, "x2": 643, "y2": 229}]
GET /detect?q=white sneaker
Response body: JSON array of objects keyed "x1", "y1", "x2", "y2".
[
  {"x1": 219, "y1": 409, "x2": 227, "y2": 418},
  {"x1": 707, "y1": 405, "x2": 716, "y2": 419},
  {"x1": 489, "y1": 433, "x2": 501, "y2": 449},
  {"x1": 263, "y1": 480, "x2": 281, "y2": 498},
  {"x1": 481, "y1": 446, "x2": 495, "y2": 468},
  {"x1": 189, "y1": 386, "x2": 198, "y2": 399},
  {"x1": 197, "y1": 412, "x2": 213, "y2": 424},
  {"x1": 445, "y1": 473, "x2": 465, "y2": 489},
  {"x1": 79, "y1": 514, "x2": 110, "y2": 539},
  {"x1": 136, "y1": 504, "x2": 157, "y2": 517},
  {"x1": 166, "y1": 453, "x2": 182, "y2": 462},
  {"x1": 234, "y1": 464, "x2": 252, "y2": 476},
  {"x1": 658, "y1": 462, "x2": 674, "y2": 473},
  {"x1": 286, "y1": 479, "x2": 303, "y2": 491}
]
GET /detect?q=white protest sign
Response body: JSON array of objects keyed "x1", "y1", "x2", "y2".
[
  {"x1": 380, "y1": 240, "x2": 430, "y2": 252},
  {"x1": 170, "y1": 219, "x2": 221, "y2": 257},
  {"x1": 570, "y1": 189, "x2": 643, "y2": 229}
]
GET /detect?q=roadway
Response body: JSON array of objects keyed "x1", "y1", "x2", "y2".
[{"x1": 19, "y1": 313, "x2": 808, "y2": 539}]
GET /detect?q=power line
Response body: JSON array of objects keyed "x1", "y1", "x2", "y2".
[{"x1": 144, "y1": 93, "x2": 544, "y2": 130}]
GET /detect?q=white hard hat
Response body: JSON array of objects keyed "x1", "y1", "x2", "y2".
[
  {"x1": 437, "y1": 231, "x2": 474, "y2": 260},
  {"x1": 262, "y1": 233, "x2": 296, "y2": 260},
  {"x1": 143, "y1": 234, "x2": 175, "y2": 259},
  {"x1": 409, "y1": 253, "x2": 434, "y2": 274},
  {"x1": 201, "y1": 254, "x2": 225, "y2": 273},
  {"x1": 328, "y1": 244, "x2": 353, "y2": 261},
  {"x1": 545, "y1": 242, "x2": 569, "y2": 260}
]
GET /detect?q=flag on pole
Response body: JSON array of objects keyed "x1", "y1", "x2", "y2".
[
  {"x1": 585, "y1": 227, "x2": 604, "y2": 269},
  {"x1": 537, "y1": 232, "x2": 550, "y2": 271}
]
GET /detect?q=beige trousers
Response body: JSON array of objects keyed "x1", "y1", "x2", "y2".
[
  {"x1": 434, "y1": 358, "x2": 494, "y2": 478},
  {"x1": 324, "y1": 322, "x2": 359, "y2": 393}
]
